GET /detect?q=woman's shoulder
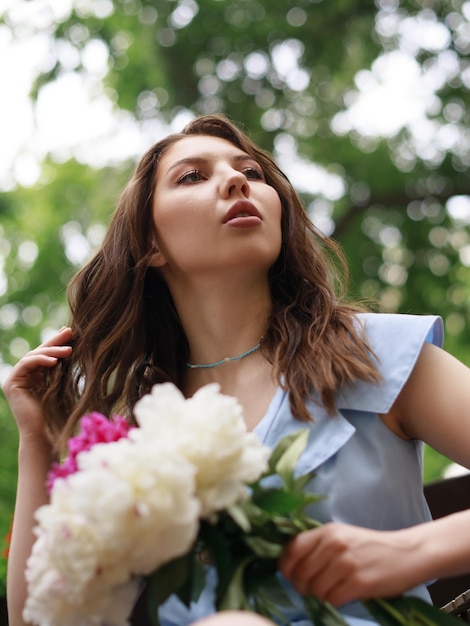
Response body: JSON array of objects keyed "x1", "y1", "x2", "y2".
[{"x1": 335, "y1": 312, "x2": 443, "y2": 413}]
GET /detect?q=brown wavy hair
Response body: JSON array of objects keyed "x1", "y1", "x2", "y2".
[{"x1": 43, "y1": 114, "x2": 380, "y2": 452}]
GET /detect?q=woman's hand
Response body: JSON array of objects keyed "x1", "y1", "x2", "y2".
[
  {"x1": 278, "y1": 522, "x2": 432, "y2": 607},
  {"x1": 2, "y1": 326, "x2": 73, "y2": 440},
  {"x1": 4, "y1": 327, "x2": 73, "y2": 626}
]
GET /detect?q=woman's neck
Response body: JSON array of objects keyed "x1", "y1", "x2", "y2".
[
  {"x1": 183, "y1": 350, "x2": 277, "y2": 431},
  {"x1": 167, "y1": 273, "x2": 271, "y2": 366},
  {"x1": 167, "y1": 275, "x2": 277, "y2": 428}
]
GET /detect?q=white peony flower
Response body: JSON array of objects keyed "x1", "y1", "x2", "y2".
[
  {"x1": 25, "y1": 382, "x2": 269, "y2": 626},
  {"x1": 25, "y1": 435, "x2": 200, "y2": 626},
  {"x1": 133, "y1": 383, "x2": 270, "y2": 517},
  {"x1": 100, "y1": 579, "x2": 142, "y2": 626},
  {"x1": 42, "y1": 467, "x2": 137, "y2": 581},
  {"x1": 24, "y1": 532, "x2": 121, "y2": 626},
  {"x1": 78, "y1": 436, "x2": 200, "y2": 574}
]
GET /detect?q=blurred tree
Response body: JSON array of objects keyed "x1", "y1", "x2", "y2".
[
  {"x1": 2, "y1": 0, "x2": 469, "y2": 348},
  {"x1": 1, "y1": 0, "x2": 470, "y2": 591}
]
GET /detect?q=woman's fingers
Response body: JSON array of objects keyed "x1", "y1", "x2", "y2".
[
  {"x1": 2, "y1": 328, "x2": 74, "y2": 439},
  {"x1": 10, "y1": 349, "x2": 70, "y2": 378},
  {"x1": 2, "y1": 327, "x2": 73, "y2": 420},
  {"x1": 280, "y1": 525, "x2": 340, "y2": 581},
  {"x1": 16, "y1": 327, "x2": 72, "y2": 361},
  {"x1": 280, "y1": 523, "x2": 424, "y2": 606},
  {"x1": 37, "y1": 326, "x2": 73, "y2": 348},
  {"x1": 4, "y1": 335, "x2": 72, "y2": 389}
]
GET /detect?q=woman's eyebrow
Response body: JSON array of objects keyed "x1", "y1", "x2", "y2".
[{"x1": 166, "y1": 157, "x2": 208, "y2": 175}]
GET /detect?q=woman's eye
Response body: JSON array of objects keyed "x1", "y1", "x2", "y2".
[
  {"x1": 243, "y1": 167, "x2": 264, "y2": 181},
  {"x1": 177, "y1": 170, "x2": 203, "y2": 184}
]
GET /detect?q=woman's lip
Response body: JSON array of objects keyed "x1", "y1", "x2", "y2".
[
  {"x1": 224, "y1": 215, "x2": 263, "y2": 228},
  {"x1": 223, "y1": 200, "x2": 262, "y2": 224}
]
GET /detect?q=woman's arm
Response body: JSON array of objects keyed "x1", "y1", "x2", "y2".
[
  {"x1": 3, "y1": 327, "x2": 72, "y2": 626},
  {"x1": 279, "y1": 342, "x2": 470, "y2": 607},
  {"x1": 279, "y1": 510, "x2": 470, "y2": 607},
  {"x1": 389, "y1": 341, "x2": 470, "y2": 466}
]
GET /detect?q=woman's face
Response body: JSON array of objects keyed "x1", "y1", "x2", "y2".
[{"x1": 150, "y1": 134, "x2": 282, "y2": 282}]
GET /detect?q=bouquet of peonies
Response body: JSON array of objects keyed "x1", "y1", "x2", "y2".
[{"x1": 24, "y1": 383, "x2": 458, "y2": 626}]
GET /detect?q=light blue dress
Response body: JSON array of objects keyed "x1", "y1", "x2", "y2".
[{"x1": 158, "y1": 313, "x2": 444, "y2": 626}]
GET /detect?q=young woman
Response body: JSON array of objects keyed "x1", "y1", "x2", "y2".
[{"x1": 4, "y1": 114, "x2": 470, "y2": 626}]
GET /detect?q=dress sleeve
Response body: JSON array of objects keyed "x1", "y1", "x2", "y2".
[{"x1": 335, "y1": 313, "x2": 444, "y2": 414}]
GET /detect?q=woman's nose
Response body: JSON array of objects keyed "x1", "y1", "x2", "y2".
[{"x1": 219, "y1": 168, "x2": 249, "y2": 198}]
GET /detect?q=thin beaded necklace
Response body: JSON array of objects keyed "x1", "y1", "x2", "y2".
[{"x1": 186, "y1": 340, "x2": 262, "y2": 369}]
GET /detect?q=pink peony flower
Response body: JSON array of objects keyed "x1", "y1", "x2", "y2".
[{"x1": 47, "y1": 412, "x2": 133, "y2": 492}]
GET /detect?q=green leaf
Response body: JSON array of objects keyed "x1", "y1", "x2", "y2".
[
  {"x1": 218, "y1": 557, "x2": 254, "y2": 611},
  {"x1": 191, "y1": 557, "x2": 207, "y2": 605},
  {"x1": 298, "y1": 492, "x2": 326, "y2": 508},
  {"x1": 362, "y1": 598, "x2": 410, "y2": 626},
  {"x1": 198, "y1": 520, "x2": 244, "y2": 601},
  {"x1": 252, "y1": 488, "x2": 305, "y2": 515},
  {"x1": 270, "y1": 515, "x2": 304, "y2": 535},
  {"x1": 303, "y1": 595, "x2": 350, "y2": 626},
  {"x1": 275, "y1": 430, "x2": 310, "y2": 490},
  {"x1": 146, "y1": 553, "x2": 192, "y2": 624},
  {"x1": 227, "y1": 503, "x2": 252, "y2": 532},
  {"x1": 175, "y1": 552, "x2": 207, "y2": 608},
  {"x1": 292, "y1": 512, "x2": 322, "y2": 532},
  {"x1": 292, "y1": 470, "x2": 317, "y2": 492},
  {"x1": 253, "y1": 586, "x2": 292, "y2": 626},
  {"x1": 404, "y1": 596, "x2": 463, "y2": 626},
  {"x1": 243, "y1": 536, "x2": 284, "y2": 559},
  {"x1": 267, "y1": 429, "x2": 309, "y2": 475},
  {"x1": 363, "y1": 597, "x2": 462, "y2": 626},
  {"x1": 234, "y1": 500, "x2": 272, "y2": 527},
  {"x1": 253, "y1": 573, "x2": 295, "y2": 609}
]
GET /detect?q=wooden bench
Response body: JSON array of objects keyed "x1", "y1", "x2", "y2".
[{"x1": 424, "y1": 473, "x2": 470, "y2": 613}]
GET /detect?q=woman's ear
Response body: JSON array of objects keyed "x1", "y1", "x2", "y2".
[{"x1": 148, "y1": 241, "x2": 167, "y2": 268}]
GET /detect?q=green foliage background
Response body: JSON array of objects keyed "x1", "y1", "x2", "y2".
[{"x1": 1, "y1": 0, "x2": 470, "y2": 596}]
